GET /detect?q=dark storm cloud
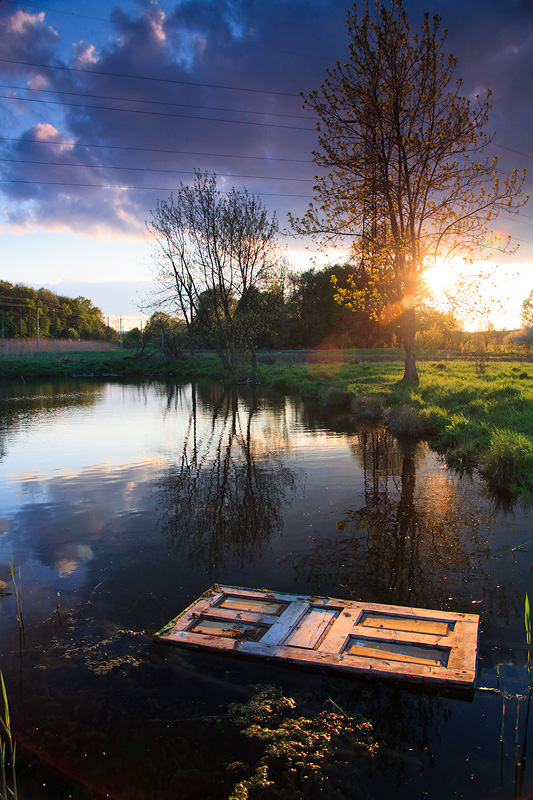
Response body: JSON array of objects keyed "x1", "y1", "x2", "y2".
[
  {"x1": 0, "y1": 0, "x2": 531, "y2": 244},
  {"x1": 0, "y1": 0, "x2": 344, "y2": 235}
]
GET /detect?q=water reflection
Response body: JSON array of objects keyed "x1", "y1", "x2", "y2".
[
  {"x1": 286, "y1": 427, "x2": 515, "y2": 621},
  {"x1": 0, "y1": 379, "x2": 532, "y2": 799},
  {"x1": 156, "y1": 383, "x2": 301, "y2": 568},
  {"x1": 0, "y1": 379, "x2": 105, "y2": 467}
]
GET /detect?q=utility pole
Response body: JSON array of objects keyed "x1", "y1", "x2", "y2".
[{"x1": 36, "y1": 303, "x2": 40, "y2": 352}]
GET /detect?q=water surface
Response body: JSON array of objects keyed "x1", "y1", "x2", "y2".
[{"x1": 0, "y1": 378, "x2": 532, "y2": 799}]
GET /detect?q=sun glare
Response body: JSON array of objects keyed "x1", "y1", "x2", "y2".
[{"x1": 424, "y1": 264, "x2": 451, "y2": 295}]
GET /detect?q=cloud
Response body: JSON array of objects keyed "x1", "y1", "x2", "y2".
[
  {"x1": 0, "y1": 0, "x2": 531, "y2": 258},
  {"x1": 0, "y1": 8, "x2": 58, "y2": 69},
  {"x1": 0, "y1": 0, "x2": 342, "y2": 237},
  {"x1": 71, "y1": 41, "x2": 100, "y2": 67}
]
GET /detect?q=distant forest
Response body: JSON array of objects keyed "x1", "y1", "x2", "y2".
[
  {"x1": 1, "y1": 267, "x2": 508, "y2": 352},
  {"x1": 0, "y1": 280, "x2": 112, "y2": 340},
  {"x1": 126, "y1": 264, "x2": 469, "y2": 353}
]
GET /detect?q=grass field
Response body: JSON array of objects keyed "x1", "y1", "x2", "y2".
[
  {"x1": 0, "y1": 338, "x2": 119, "y2": 355},
  {"x1": 2, "y1": 347, "x2": 532, "y2": 498}
]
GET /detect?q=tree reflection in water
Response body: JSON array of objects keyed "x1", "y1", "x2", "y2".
[
  {"x1": 156, "y1": 382, "x2": 301, "y2": 569},
  {"x1": 286, "y1": 426, "x2": 513, "y2": 618}
]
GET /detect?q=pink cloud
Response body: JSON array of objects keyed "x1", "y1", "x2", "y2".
[{"x1": 71, "y1": 41, "x2": 100, "y2": 67}]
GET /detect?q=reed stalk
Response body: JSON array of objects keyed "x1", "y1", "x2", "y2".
[
  {"x1": 0, "y1": 671, "x2": 17, "y2": 800},
  {"x1": 526, "y1": 592, "x2": 532, "y2": 688},
  {"x1": 8, "y1": 557, "x2": 23, "y2": 636}
]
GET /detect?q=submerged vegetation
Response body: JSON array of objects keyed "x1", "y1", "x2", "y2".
[
  {"x1": 1, "y1": 348, "x2": 533, "y2": 497},
  {"x1": 0, "y1": 671, "x2": 17, "y2": 800},
  {"x1": 226, "y1": 685, "x2": 376, "y2": 800}
]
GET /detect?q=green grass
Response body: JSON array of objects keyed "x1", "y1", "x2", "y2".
[{"x1": 3, "y1": 348, "x2": 533, "y2": 497}]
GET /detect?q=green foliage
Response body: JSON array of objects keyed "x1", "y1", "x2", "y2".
[
  {"x1": 142, "y1": 312, "x2": 188, "y2": 357},
  {"x1": 386, "y1": 405, "x2": 424, "y2": 438},
  {"x1": 0, "y1": 671, "x2": 17, "y2": 800},
  {"x1": 482, "y1": 429, "x2": 533, "y2": 492},
  {"x1": 521, "y1": 288, "x2": 533, "y2": 328},
  {"x1": 226, "y1": 685, "x2": 376, "y2": 800},
  {"x1": 526, "y1": 593, "x2": 531, "y2": 647},
  {"x1": 321, "y1": 386, "x2": 351, "y2": 407},
  {"x1": 283, "y1": 264, "x2": 393, "y2": 349},
  {"x1": 350, "y1": 393, "x2": 386, "y2": 420},
  {"x1": 0, "y1": 280, "x2": 109, "y2": 341},
  {"x1": 418, "y1": 405, "x2": 450, "y2": 435}
]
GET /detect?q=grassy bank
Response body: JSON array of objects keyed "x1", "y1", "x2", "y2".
[
  {"x1": 0, "y1": 348, "x2": 226, "y2": 381},
  {"x1": 2, "y1": 348, "x2": 533, "y2": 497},
  {"x1": 258, "y1": 355, "x2": 533, "y2": 499}
]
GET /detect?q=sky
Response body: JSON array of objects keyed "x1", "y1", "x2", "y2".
[{"x1": 0, "y1": 0, "x2": 532, "y2": 331}]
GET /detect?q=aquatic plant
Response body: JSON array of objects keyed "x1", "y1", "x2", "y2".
[
  {"x1": 226, "y1": 685, "x2": 377, "y2": 800},
  {"x1": 8, "y1": 557, "x2": 23, "y2": 636},
  {"x1": 526, "y1": 592, "x2": 532, "y2": 686},
  {"x1": 0, "y1": 671, "x2": 17, "y2": 800}
]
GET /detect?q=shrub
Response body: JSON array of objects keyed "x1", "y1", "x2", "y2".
[
  {"x1": 418, "y1": 405, "x2": 449, "y2": 435},
  {"x1": 445, "y1": 443, "x2": 480, "y2": 472},
  {"x1": 322, "y1": 386, "x2": 351, "y2": 407},
  {"x1": 350, "y1": 394, "x2": 385, "y2": 420},
  {"x1": 482, "y1": 429, "x2": 533, "y2": 492},
  {"x1": 386, "y1": 405, "x2": 424, "y2": 438}
]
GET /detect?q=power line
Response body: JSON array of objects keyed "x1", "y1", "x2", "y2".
[
  {"x1": 0, "y1": 135, "x2": 315, "y2": 165},
  {"x1": 0, "y1": 93, "x2": 316, "y2": 131},
  {"x1": 493, "y1": 143, "x2": 533, "y2": 160},
  {"x1": 1, "y1": 156, "x2": 525, "y2": 191},
  {"x1": 0, "y1": 57, "x2": 304, "y2": 98},
  {"x1": 0, "y1": 92, "x2": 315, "y2": 132},
  {"x1": 0, "y1": 157, "x2": 316, "y2": 183},
  {"x1": 0, "y1": 82, "x2": 315, "y2": 122},
  {"x1": 0, "y1": 178, "x2": 314, "y2": 197}
]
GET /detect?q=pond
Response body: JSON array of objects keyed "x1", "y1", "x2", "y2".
[{"x1": 0, "y1": 377, "x2": 532, "y2": 800}]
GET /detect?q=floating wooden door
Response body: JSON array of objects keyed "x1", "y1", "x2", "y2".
[{"x1": 155, "y1": 585, "x2": 479, "y2": 688}]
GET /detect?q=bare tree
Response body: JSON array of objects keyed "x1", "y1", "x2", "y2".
[
  {"x1": 148, "y1": 171, "x2": 281, "y2": 371},
  {"x1": 291, "y1": 0, "x2": 527, "y2": 381}
]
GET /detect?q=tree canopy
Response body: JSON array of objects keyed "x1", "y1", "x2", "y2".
[
  {"x1": 0, "y1": 281, "x2": 109, "y2": 340},
  {"x1": 291, "y1": 0, "x2": 527, "y2": 381},
  {"x1": 148, "y1": 171, "x2": 281, "y2": 371},
  {"x1": 522, "y1": 288, "x2": 533, "y2": 329}
]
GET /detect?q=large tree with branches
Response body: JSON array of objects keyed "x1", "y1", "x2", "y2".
[
  {"x1": 291, "y1": 0, "x2": 527, "y2": 381},
  {"x1": 148, "y1": 171, "x2": 281, "y2": 371}
]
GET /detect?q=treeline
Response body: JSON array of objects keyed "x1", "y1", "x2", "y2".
[
  {"x1": 0, "y1": 281, "x2": 111, "y2": 340},
  {"x1": 126, "y1": 264, "x2": 466, "y2": 353}
]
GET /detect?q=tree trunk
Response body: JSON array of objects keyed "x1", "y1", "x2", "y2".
[
  {"x1": 214, "y1": 345, "x2": 231, "y2": 371},
  {"x1": 400, "y1": 307, "x2": 419, "y2": 383}
]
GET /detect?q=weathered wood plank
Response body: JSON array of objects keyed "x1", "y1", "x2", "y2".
[
  {"x1": 216, "y1": 594, "x2": 289, "y2": 616},
  {"x1": 188, "y1": 606, "x2": 281, "y2": 628},
  {"x1": 358, "y1": 612, "x2": 453, "y2": 637},
  {"x1": 154, "y1": 585, "x2": 479, "y2": 688},
  {"x1": 282, "y1": 607, "x2": 339, "y2": 649},
  {"x1": 257, "y1": 601, "x2": 310, "y2": 647}
]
